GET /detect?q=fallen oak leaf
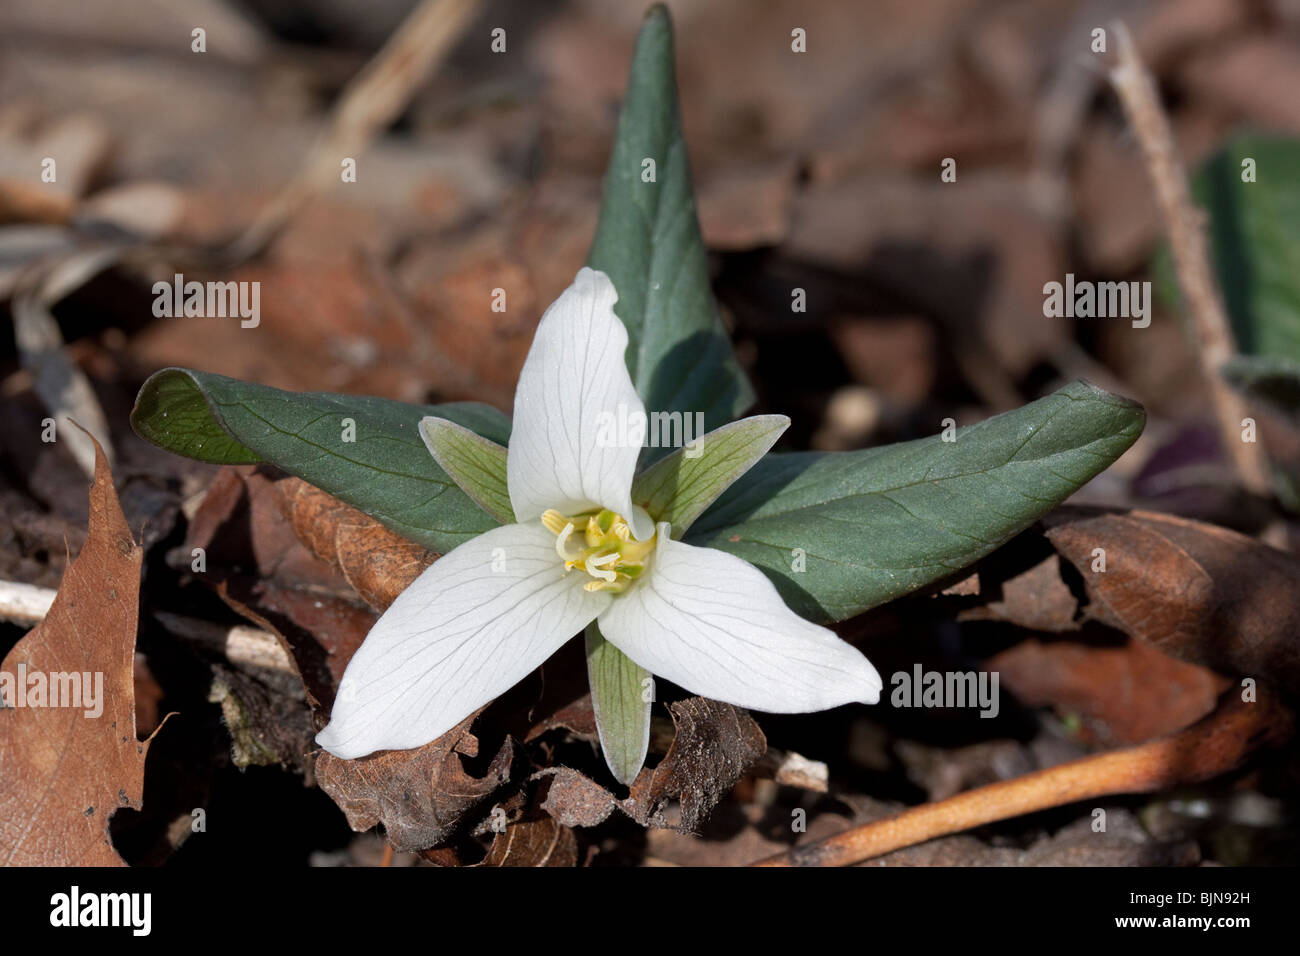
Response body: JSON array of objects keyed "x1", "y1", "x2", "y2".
[{"x1": 0, "y1": 435, "x2": 159, "y2": 865}]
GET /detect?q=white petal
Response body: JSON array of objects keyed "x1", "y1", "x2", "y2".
[
  {"x1": 316, "y1": 521, "x2": 608, "y2": 758},
  {"x1": 506, "y1": 267, "x2": 652, "y2": 539},
  {"x1": 598, "y1": 523, "x2": 881, "y2": 713}
]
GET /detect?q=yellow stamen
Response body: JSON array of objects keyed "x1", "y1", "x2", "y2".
[
  {"x1": 541, "y1": 509, "x2": 570, "y2": 535},
  {"x1": 541, "y1": 507, "x2": 655, "y2": 594}
]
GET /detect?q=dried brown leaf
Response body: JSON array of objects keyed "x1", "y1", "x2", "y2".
[
  {"x1": 1044, "y1": 508, "x2": 1300, "y2": 690},
  {"x1": 628, "y1": 698, "x2": 767, "y2": 830},
  {"x1": 280, "y1": 477, "x2": 436, "y2": 611},
  {"x1": 539, "y1": 698, "x2": 767, "y2": 832},
  {"x1": 476, "y1": 817, "x2": 579, "y2": 867},
  {"x1": 316, "y1": 711, "x2": 513, "y2": 852},
  {"x1": 990, "y1": 637, "x2": 1228, "y2": 746},
  {"x1": 0, "y1": 437, "x2": 154, "y2": 865}
]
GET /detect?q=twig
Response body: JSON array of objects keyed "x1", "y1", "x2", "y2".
[
  {"x1": 228, "y1": 0, "x2": 482, "y2": 260},
  {"x1": 751, "y1": 694, "x2": 1289, "y2": 866},
  {"x1": 153, "y1": 612, "x2": 295, "y2": 673},
  {"x1": 0, "y1": 579, "x2": 57, "y2": 626},
  {"x1": 1106, "y1": 22, "x2": 1271, "y2": 499},
  {"x1": 0, "y1": 579, "x2": 293, "y2": 673},
  {"x1": 754, "y1": 749, "x2": 829, "y2": 793}
]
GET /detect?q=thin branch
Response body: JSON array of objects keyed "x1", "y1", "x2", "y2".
[
  {"x1": 0, "y1": 580, "x2": 56, "y2": 626},
  {"x1": 228, "y1": 0, "x2": 483, "y2": 260},
  {"x1": 0, "y1": 579, "x2": 293, "y2": 673},
  {"x1": 751, "y1": 694, "x2": 1289, "y2": 867},
  {"x1": 1106, "y1": 21, "x2": 1271, "y2": 498}
]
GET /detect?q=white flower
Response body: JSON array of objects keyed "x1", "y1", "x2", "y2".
[{"x1": 316, "y1": 268, "x2": 881, "y2": 760}]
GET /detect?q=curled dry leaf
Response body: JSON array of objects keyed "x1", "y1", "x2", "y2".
[
  {"x1": 1042, "y1": 508, "x2": 1300, "y2": 691},
  {"x1": 540, "y1": 698, "x2": 767, "y2": 832},
  {"x1": 0, "y1": 437, "x2": 155, "y2": 865},
  {"x1": 315, "y1": 710, "x2": 514, "y2": 853},
  {"x1": 278, "y1": 477, "x2": 437, "y2": 612},
  {"x1": 185, "y1": 466, "x2": 351, "y2": 598}
]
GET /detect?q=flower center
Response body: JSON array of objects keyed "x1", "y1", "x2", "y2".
[{"x1": 541, "y1": 508, "x2": 655, "y2": 593}]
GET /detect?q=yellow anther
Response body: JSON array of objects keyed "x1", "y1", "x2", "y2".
[{"x1": 541, "y1": 509, "x2": 570, "y2": 535}]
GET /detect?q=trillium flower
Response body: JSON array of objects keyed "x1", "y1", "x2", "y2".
[{"x1": 316, "y1": 267, "x2": 882, "y2": 768}]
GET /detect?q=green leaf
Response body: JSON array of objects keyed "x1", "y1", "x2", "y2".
[
  {"x1": 586, "y1": 4, "x2": 754, "y2": 462},
  {"x1": 633, "y1": 414, "x2": 788, "y2": 536},
  {"x1": 585, "y1": 622, "x2": 651, "y2": 785},
  {"x1": 1191, "y1": 135, "x2": 1300, "y2": 360},
  {"x1": 419, "y1": 417, "x2": 514, "y2": 523},
  {"x1": 686, "y1": 381, "x2": 1145, "y2": 624},
  {"x1": 131, "y1": 367, "x2": 511, "y2": 552},
  {"x1": 1222, "y1": 354, "x2": 1300, "y2": 422}
]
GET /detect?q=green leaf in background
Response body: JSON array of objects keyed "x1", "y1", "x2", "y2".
[
  {"x1": 633, "y1": 414, "x2": 789, "y2": 537},
  {"x1": 1222, "y1": 354, "x2": 1300, "y2": 422},
  {"x1": 1189, "y1": 135, "x2": 1300, "y2": 360},
  {"x1": 586, "y1": 4, "x2": 754, "y2": 463},
  {"x1": 419, "y1": 417, "x2": 514, "y2": 523},
  {"x1": 131, "y1": 367, "x2": 510, "y2": 552},
  {"x1": 585, "y1": 622, "x2": 652, "y2": 785},
  {"x1": 685, "y1": 381, "x2": 1145, "y2": 624}
]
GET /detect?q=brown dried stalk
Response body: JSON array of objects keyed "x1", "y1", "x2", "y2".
[
  {"x1": 752, "y1": 693, "x2": 1289, "y2": 867},
  {"x1": 229, "y1": 0, "x2": 482, "y2": 260},
  {"x1": 1106, "y1": 21, "x2": 1271, "y2": 498}
]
